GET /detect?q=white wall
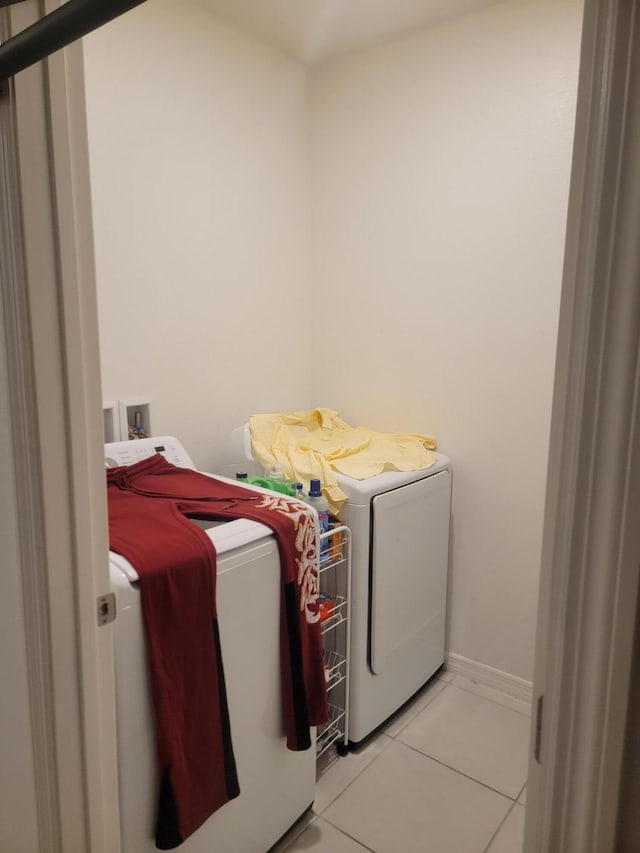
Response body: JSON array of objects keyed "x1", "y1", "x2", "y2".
[
  {"x1": 309, "y1": 0, "x2": 582, "y2": 681},
  {"x1": 83, "y1": 0, "x2": 314, "y2": 470},
  {"x1": 84, "y1": 0, "x2": 582, "y2": 683}
]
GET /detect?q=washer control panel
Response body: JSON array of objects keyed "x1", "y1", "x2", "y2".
[{"x1": 105, "y1": 435, "x2": 195, "y2": 469}]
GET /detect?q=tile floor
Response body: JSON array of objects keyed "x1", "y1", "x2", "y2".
[{"x1": 273, "y1": 671, "x2": 531, "y2": 853}]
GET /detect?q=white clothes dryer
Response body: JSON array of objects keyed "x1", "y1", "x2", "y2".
[
  {"x1": 223, "y1": 425, "x2": 452, "y2": 747},
  {"x1": 335, "y1": 459, "x2": 451, "y2": 745},
  {"x1": 106, "y1": 436, "x2": 315, "y2": 853}
]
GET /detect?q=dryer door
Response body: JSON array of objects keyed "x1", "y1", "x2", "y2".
[{"x1": 369, "y1": 470, "x2": 451, "y2": 676}]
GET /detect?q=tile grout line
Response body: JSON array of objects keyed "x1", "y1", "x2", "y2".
[
  {"x1": 397, "y1": 739, "x2": 525, "y2": 802},
  {"x1": 274, "y1": 811, "x2": 317, "y2": 853},
  {"x1": 288, "y1": 675, "x2": 528, "y2": 852},
  {"x1": 381, "y1": 681, "x2": 449, "y2": 738},
  {"x1": 316, "y1": 676, "x2": 526, "y2": 814},
  {"x1": 319, "y1": 813, "x2": 378, "y2": 853},
  {"x1": 313, "y1": 678, "x2": 449, "y2": 817},
  {"x1": 313, "y1": 733, "x2": 394, "y2": 815},
  {"x1": 479, "y1": 799, "x2": 520, "y2": 853}
]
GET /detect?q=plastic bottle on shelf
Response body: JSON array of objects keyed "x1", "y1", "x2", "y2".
[
  {"x1": 307, "y1": 478, "x2": 330, "y2": 562},
  {"x1": 294, "y1": 482, "x2": 307, "y2": 502},
  {"x1": 264, "y1": 463, "x2": 285, "y2": 481},
  {"x1": 246, "y1": 464, "x2": 297, "y2": 496}
]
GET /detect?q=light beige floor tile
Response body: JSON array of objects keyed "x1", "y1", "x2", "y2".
[
  {"x1": 324, "y1": 740, "x2": 512, "y2": 853},
  {"x1": 449, "y1": 675, "x2": 532, "y2": 717},
  {"x1": 313, "y1": 732, "x2": 392, "y2": 814},
  {"x1": 383, "y1": 674, "x2": 448, "y2": 737},
  {"x1": 270, "y1": 810, "x2": 317, "y2": 852},
  {"x1": 486, "y1": 804, "x2": 525, "y2": 853},
  {"x1": 397, "y1": 685, "x2": 529, "y2": 798},
  {"x1": 283, "y1": 816, "x2": 372, "y2": 852},
  {"x1": 517, "y1": 785, "x2": 526, "y2": 805}
]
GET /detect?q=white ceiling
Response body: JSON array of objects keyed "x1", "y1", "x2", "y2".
[{"x1": 192, "y1": 0, "x2": 500, "y2": 64}]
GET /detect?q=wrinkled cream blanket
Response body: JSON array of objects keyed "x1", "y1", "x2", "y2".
[{"x1": 249, "y1": 408, "x2": 437, "y2": 514}]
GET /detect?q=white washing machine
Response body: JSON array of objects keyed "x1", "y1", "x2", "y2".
[
  {"x1": 335, "y1": 460, "x2": 451, "y2": 745},
  {"x1": 224, "y1": 425, "x2": 452, "y2": 746},
  {"x1": 106, "y1": 436, "x2": 315, "y2": 853}
]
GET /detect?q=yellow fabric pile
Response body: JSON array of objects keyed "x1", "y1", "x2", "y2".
[{"x1": 249, "y1": 408, "x2": 437, "y2": 515}]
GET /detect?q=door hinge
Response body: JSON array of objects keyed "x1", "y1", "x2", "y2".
[
  {"x1": 97, "y1": 592, "x2": 116, "y2": 626},
  {"x1": 534, "y1": 694, "x2": 544, "y2": 763}
]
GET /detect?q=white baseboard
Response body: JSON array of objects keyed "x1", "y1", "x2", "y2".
[{"x1": 445, "y1": 652, "x2": 533, "y2": 705}]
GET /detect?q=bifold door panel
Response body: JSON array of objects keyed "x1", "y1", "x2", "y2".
[{"x1": 369, "y1": 471, "x2": 451, "y2": 675}]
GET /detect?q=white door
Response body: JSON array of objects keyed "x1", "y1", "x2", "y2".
[{"x1": 369, "y1": 472, "x2": 450, "y2": 676}]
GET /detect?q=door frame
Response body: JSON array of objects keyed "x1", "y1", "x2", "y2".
[
  {"x1": 525, "y1": 1, "x2": 640, "y2": 851},
  {"x1": 1, "y1": 1, "x2": 120, "y2": 850}
]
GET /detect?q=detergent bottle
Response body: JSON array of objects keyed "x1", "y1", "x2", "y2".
[
  {"x1": 247, "y1": 464, "x2": 297, "y2": 496},
  {"x1": 264, "y1": 464, "x2": 297, "y2": 496},
  {"x1": 307, "y1": 478, "x2": 330, "y2": 561}
]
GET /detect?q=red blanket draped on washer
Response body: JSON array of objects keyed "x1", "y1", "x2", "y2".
[{"x1": 107, "y1": 454, "x2": 327, "y2": 850}]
